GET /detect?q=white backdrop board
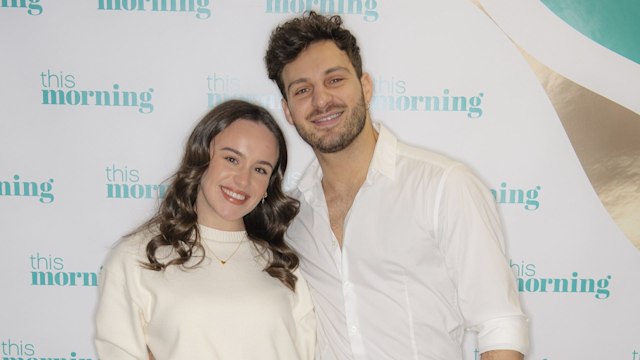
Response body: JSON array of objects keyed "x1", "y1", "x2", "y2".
[{"x1": 1, "y1": 1, "x2": 639, "y2": 359}]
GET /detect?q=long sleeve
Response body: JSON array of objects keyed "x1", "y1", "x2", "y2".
[
  {"x1": 292, "y1": 269, "x2": 317, "y2": 360},
  {"x1": 436, "y1": 164, "x2": 529, "y2": 355},
  {"x1": 95, "y1": 242, "x2": 149, "y2": 359}
]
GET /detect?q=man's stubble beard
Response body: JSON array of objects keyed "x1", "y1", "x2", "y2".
[{"x1": 293, "y1": 96, "x2": 367, "y2": 154}]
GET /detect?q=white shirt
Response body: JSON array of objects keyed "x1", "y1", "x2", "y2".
[{"x1": 286, "y1": 124, "x2": 528, "y2": 360}]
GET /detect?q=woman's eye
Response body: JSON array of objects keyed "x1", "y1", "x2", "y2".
[
  {"x1": 225, "y1": 156, "x2": 238, "y2": 164},
  {"x1": 255, "y1": 167, "x2": 268, "y2": 175}
]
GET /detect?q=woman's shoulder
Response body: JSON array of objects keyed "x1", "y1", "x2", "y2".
[{"x1": 102, "y1": 228, "x2": 156, "y2": 272}]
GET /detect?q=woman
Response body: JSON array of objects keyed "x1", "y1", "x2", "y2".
[{"x1": 95, "y1": 100, "x2": 315, "y2": 359}]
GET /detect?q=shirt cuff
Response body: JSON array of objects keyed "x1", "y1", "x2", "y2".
[{"x1": 475, "y1": 315, "x2": 530, "y2": 355}]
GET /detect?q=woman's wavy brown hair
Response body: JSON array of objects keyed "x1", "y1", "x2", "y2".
[{"x1": 137, "y1": 99, "x2": 300, "y2": 290}]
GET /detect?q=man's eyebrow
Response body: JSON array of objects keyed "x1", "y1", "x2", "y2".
[
  {"x1": 324, "y1": 66, "x2": 351, "y2": 75},
  {"x1": 286, "y1": 77, "x2": 309, "y2": 94}
]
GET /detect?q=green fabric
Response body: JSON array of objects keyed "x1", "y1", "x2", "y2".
[{"x1": 542, "y1": 0, "x2": 640, "y2": 64}]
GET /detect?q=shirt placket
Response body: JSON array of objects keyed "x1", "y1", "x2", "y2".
[{"x1": 340, "y1": 198, "x2": 366, "y2": 359}]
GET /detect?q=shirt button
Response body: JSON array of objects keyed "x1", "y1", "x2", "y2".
[
  {"x1": 349, "y1": 325, "x2": 358, "y2": 334},
  {"x1": 343, "y1": 281, "x2": 353, "y2": 290}
]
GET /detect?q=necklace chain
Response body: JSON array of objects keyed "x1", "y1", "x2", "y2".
[{"x1": 208, "y1": 236, "x2": 245, "y2": 265}]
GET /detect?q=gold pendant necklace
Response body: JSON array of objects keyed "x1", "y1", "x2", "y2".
[{"x1": 209, "y1": 236, "x2": 245, "y2": 265}]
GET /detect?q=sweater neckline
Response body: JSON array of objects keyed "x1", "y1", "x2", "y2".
[{"x1": 198, "y1": 224, "x2": 247, "y2": 243}]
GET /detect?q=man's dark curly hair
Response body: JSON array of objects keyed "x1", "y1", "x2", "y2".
[{"x1": 265, "y1": 11, "x2": 363, "y2": 99}]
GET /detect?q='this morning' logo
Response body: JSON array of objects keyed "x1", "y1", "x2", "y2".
[
  {"x1": 30, "y1": 253, "x2": 98, "y2": 287},
  {"x1": 106, "y1": 164, "x2": 168, "y2": 199},
  {"x1": 207, "y1": 73, "x2": 281, "y2": 110},
  {"x1": 40, "y1": 70, "x2": 155, "y2": 114},
  {"x1": 370, "y1": 76, "x2": 484, "y2": 118},
  {"x1": 0, "y1": 175, "x2": 54, "y2": 204},
  {"x1": 0, "y1": 0, "x2": 42, "y2": 15},
  {"x1": 266, "y1": 0, "x2": 379, "y2": 22},
  {"x1": 97, "y1": 0, "x2": 211, "y2": 19},
  {"x1": 1, "y1": 339, "x2": 92, "y2": 360},
  {"x1": 490, "y1": 182, "x2": 542, "y2": 211},
  {"x1": 511, "y1": 259, "x2": 612, "y2": 300}
]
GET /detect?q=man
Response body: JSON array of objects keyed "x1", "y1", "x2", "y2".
[{"x1": 265, "y1": 12, "x2": 529, "y2": 360}]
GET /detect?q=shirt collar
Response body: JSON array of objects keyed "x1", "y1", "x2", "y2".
[
  {"x1": 297, "y1": 122, "x2": 397, "y2": 194},
  {"x1": 368, "y1": 122, "x2": 397, "y2": 182}
]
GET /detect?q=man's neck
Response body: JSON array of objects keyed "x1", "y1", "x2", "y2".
[{"x1": 316, "y1": 121, "x2": 378, "y2": 195}]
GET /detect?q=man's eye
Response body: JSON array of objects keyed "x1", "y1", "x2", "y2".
[{"x1": 294, "y1": 88, "x2": 309, "y2": 96}]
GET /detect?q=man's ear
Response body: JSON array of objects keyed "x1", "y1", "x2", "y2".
[
  {"x1": 361, "y1": 72, "x2": 373, "y2": 105},
  {"x1": 281, "y1": 98, "x2": 294, "y2": 125}
]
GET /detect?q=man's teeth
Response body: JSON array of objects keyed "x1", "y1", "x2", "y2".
[{"x1": 316, "y1": 113, "x2": 341, "y2": 122}]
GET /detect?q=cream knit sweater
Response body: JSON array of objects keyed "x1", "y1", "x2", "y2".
[{"x1": 95, "y1": 225, "x2": 316, "y2": 360}]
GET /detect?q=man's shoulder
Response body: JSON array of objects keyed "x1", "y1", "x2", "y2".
[
  {"x1": 395, "y1": 139, "x2": 461, "y2": 173},
  {"x1": 285, "y1": 185, "x2": 304, "y2": 201}
]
